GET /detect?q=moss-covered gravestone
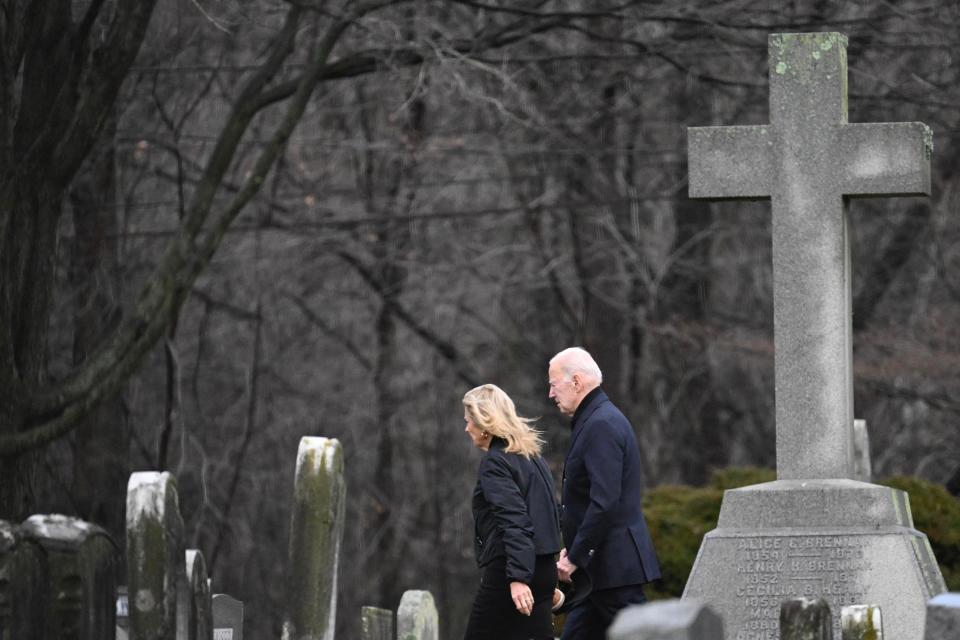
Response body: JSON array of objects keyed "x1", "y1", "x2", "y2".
[
  {"x1": 360, "y1": 606, "x2": 393, "y2": 640},
  {"x1": 281, "y1": 437, "x2": 345, "y2": 640},
  {"x1": 397, "y1": 590, "x2": 437, "y2": 640},
  {"x1": 126, "y1": 472, "x2": 186, "y2": 640},
  {"x1": 684, "y1": 32, "x2": 945, "y2": 640},
  {"x1": 840, "y1": 604, "x2": 882, "y2": 640},
  {"x1": 184, "y1": 550, "x2": 212, "y2": 640},
  {"x1": 0, "y1": 520, "x2": 46, "y2": 640},
  {"x1": 21, "y1": 514, "x2": 118, "y2": 640},
  {"x1": 781, "y1": 598, "x2": 833, "y2": 640}
]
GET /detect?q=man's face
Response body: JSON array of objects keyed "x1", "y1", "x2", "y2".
[{"x1": 548, "y1": 362, "x2": 579, "y2": 417}]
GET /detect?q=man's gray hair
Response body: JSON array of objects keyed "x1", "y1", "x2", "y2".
[{"x1": 550, "y1": 347, "x2": 603, "y2": 383}]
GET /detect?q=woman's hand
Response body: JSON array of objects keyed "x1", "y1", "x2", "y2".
[{"x1": 510, "y1": 581, "x2": 534, "y2": 616}]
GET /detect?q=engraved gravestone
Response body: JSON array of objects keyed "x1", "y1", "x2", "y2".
[
  {"x1": 0, "y1": 520, "x2": 46, "y2": 640},
  {"x1": 21, "y1": 514, "x2": 119, "y2": 640},
  {"x1": 683, "y1": 32, "x2": 946, "y2": 640},
  {"x1": 212, "y1": 594, "x2": 243, "y2": 640}
]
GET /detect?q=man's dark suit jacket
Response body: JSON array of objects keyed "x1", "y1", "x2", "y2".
[
  {"x1": 472, "y1": 437, "x2": 563, "y2": 584},
  {"x1": 561, "y1": 388, "x2": 661, "y2": 590}
]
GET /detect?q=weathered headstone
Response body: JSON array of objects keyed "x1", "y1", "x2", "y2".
[
  {"x1": 360, "y1": 606, "x2": 393, "y2": 640},
  {"x1": 781, "y1": 598, "x2": 833, "y2": 640},
  {"x1": 923, "y1": 592, "x2": 960, "y2": 640},
  {"x1": 683, "y1": 32, "x2": 946, "y2": 640},
  {"x1": 852, "y1": 420, "x2": 871, "y2": 483},
  {"x1": 281, "y1": 437, "x2": 346, "y2": 640},
  {"x1": 0, "y1": 520, "x2": 46, "y2": 640},
  {"x1": 211, "y1": 594, "x2": 243, "y2": 640},
  {"x1": 396, "y1": 591, "x2": 438, "y2": 640},
  {"x1": 127, "y1": 471, "x2": 186, "y2": 640},
  {"x1": 22, "y1": 514, "x2": 119, "y2": 640},
  {"x1": 184, "y1": 550, "x2": 212, "y2": 640},
  {"x1": 841, "y1": 604, "x2": 882, "y2": 639},
  {"x1": 607, "y1": 599, "x2": 723, "y2": 640}
]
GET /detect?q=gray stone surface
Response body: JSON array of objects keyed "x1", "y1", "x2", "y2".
[
  {"x1": 607, "y1": 599, "x2": 723, "y2": 639},
  {"x1": 22, "y1": 514, "x2": 119, "y2": 640},
  {"x1": 689, "y1": 32, "x2": 931, "y2": 480},
  {"x1": 184, "y1": 549, "x2": 212, "y2": 640},
  {"x1": 684, "y1": 479, "x2": 945, "y2": 640},
  {"x1": 0, "y1": 520, "x2": 46, "y2": 639},
  {"x1": 127, "y1": 471, "x2": 186, "y2": 640},
  {"x1": 396, "y1": 590, "x2": 438, "y2": 640},
  {"x1": 281, "y1": 437, "x2": 346, "y2": 640},
  {"x1": 841, "y1": 604, "x2": 882, "y2": 639},
  {"x1": 923, "y1": 592, "x2": 960, "y2": 640},
  {"x1": 360, "y1": 606, "x2": 393, "y2": 640},
  {"x1": 683, "y1": 31, "x2": 944, "y2": 640},
  {"x1": 212, "y1": 594, "x2": 243, "y2": 640},
  {"x1": 852, "y1": 420, "x2": 871, "y2": 483},
  {"x1": 781, "y1": 598, "x2": 833, "y2": 640}
]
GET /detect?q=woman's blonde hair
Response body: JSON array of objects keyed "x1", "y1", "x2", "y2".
[{"x1": 462, "y1": 384, "x2": 544, "y2": 458}]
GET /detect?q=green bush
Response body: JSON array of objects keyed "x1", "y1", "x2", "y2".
[{"x1": 642, "y1": 468, "x2": 960, "y2": 597}]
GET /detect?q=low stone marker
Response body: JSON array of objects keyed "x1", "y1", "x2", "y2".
[
  {"x1": 607, "y1": 599, "x2": 723, "y2": 639},
  {"x1": 360, "y1": 606, "x2": 393, "y2": 640},
  {"x1": 281, "y1": 437, "x2": 346, "y2": 640},
  {"x1": 923, "y1": 592, "x2": 960, "y2": 639},
  {"x1": 397, "y1": 590, "x2": 438, "y2": 640},
  {"x1": 781, "y1": 598, "x2": 833, "y2": 640},
  {"x1": 212, "y1": 594, "x2": 243, "y2": 640},
  {"x1": 127, "y1": 471, "x2": 186, "y2": 640},
  {"x1": 0, "y1": 519, "x2": 46, "y2": 639},
  {"x1": 184, "y1": 549, "x2": 212, "y2": 640},
  {"x1": 22, "y1": 514, "x2": 119, "y2": 640},
  {"x1": 841, "y1": 604, "x2": 882, "y2": 639}
]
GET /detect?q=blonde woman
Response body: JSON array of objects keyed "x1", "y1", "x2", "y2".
[{"x1": 462, "y1": 384, "x2": 562, "y2": 640}]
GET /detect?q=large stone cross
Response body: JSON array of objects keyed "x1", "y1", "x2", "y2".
[{"x1": 688, "y1": 33, "x2": 932, "y2": 480}]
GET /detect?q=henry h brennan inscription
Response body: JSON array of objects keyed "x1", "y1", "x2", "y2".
[{"x1": 729, "y1": 536, "x2": 872, "y2": 640}]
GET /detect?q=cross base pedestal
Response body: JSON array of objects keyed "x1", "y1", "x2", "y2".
[{"x1": 683, "y1": 480, "x2": 946, "y2": 640}]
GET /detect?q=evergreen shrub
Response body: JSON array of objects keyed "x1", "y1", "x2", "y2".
[{"x1": 642, "y1": 468, "x2": 960, "y2": 597}]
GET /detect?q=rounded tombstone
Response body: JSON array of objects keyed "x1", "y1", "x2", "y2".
[
  {"x1": 0, "y1": 520, "x2": 48, "y2": 640},
  {"x1": 21, "y1": 514, "x2": 119, "y2": 640}
]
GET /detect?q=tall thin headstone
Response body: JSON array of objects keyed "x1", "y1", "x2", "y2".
[
  {"x1": 22, "y1": 514, "x2": 119, "y2": 640},
  {"x1": 923, "y1": 593, "x2": 960, "y2": 640},
  {"x1": 360, "y1": 606, "x2": 393, "y2": 640},
  {"x1": 396, "y1": 590, "x2": 438, "y2": 640},
  {"x1": 683, "y1": 32, "x2": 945, "y2": 640},
  {"x1": 211, "y1": 594, "x2": 243, "y2": 640},
  {"x1": 281, "y1": 437, "x2": 346, "y2": 640},
  {"x1": 184, "y1": 550, "x2": 212, "y2": 640},
  {"x1": 607, "y1": 599, "x2": 723, "y2": 640},
  {"x1": 0, "y1": 520, "x2": 46, "y2": 640},
  {"x1": 127, "y1": 472, "x2": 186, "y2": 640}
]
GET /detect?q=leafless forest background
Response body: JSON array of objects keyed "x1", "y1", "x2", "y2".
[{"x1": 2, "y1": 1, "x2": 959, "y2": 638}]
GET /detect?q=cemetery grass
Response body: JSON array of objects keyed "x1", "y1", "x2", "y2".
[{"x1": 641, "y1": 467, "x2": 960, "y2": 599}]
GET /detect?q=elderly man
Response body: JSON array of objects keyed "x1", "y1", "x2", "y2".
[{"x1": 548, "y1": 347, "x2": 661, "y2": 639}]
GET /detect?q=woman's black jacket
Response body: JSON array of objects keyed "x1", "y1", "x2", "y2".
[{"x1": 472, "y1": 437, "x2": 562, "y2": 584}]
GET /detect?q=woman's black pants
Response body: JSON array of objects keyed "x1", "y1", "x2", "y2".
[{"x1": 463, "y1": 554, "x2": 556, "y2": 640}]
